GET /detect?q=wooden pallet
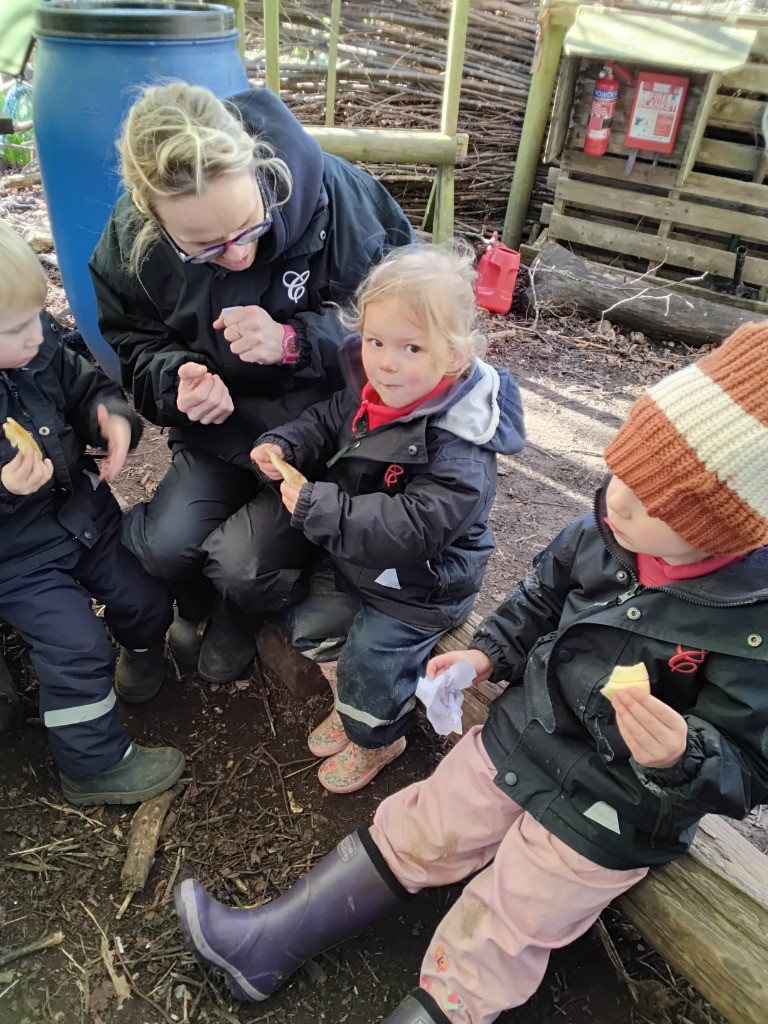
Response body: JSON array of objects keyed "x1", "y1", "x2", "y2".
[{"x1": 543, "y1": 56, "x2": 768, "y2": 291}]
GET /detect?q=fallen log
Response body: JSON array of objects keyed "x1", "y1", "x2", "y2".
[
  {"x1": 529, "y1": 240, "x2": 768, "y2": 347},
  {"x1": 266, "y1": 610, "x2": 768, "y2": 1023}
]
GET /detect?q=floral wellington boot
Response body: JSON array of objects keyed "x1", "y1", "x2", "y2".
[{"x1": 307, "y1": 662, "x2": 348, "y2": 757}]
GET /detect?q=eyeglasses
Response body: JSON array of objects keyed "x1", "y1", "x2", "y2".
[{"x1": 164, "y1": 217, "x2": 273, "y2": 265}]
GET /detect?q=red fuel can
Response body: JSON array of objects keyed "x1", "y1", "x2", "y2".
[{"x1": 474, "y1": 233, "x2": 521, "y2": 314}]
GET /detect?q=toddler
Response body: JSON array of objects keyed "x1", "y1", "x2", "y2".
[
  {"x1": 0, "y1": 223, "x2": 183, "y2": 805},
  {"x1": 251, "y1": 244, "x2": 525, "y2": 792},
  {"x1": 176, "y1": 324, "x2": 768, "y2": 1023}
]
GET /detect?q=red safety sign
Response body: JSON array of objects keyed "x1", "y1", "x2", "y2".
[{"x1": 624, "y1": 72, "x2": 689, "y2": 154}]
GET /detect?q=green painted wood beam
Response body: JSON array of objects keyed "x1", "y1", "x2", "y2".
[
  {"x1": 325, "y1": 0, "x2": 342, "y2": 127},
  {"x1": 304, "y1": 127, "x2": 467, "y2": 164},
  {"x1": 676, "y1": 72, "x2": 722, "y2": 187},
  {"x1": 441, "y1": 0, "x2": 470, "y2": 136},
  {"x1": 225, "y1": 0, "x2": 246, "y2": 63},
  {"x1": 263, "y1": 0, "x2": 280, "y2": 95},
  {"x1": 433, "y1": 166, "x2": 455, "y2": 243},
  {"x1": 502, "y1": 19, "x2": 566, "y2": 249}
]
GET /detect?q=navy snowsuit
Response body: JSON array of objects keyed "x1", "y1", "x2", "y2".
[{"x1": 0, "y1": 316, "x2": 172, "y2": 777}]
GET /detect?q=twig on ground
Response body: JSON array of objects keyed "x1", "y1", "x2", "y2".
[
  {"x1": 0, "y1": 930, "x2": 64, "y2": 968},
  {"x1": 38, "y1": 796, "x2": 104, "y2": 829},
  {"x1": 594, "y1": 918, "x2": 639, "y2": 1003},
  {"x1": 113, "y1": 937, "x2": 175, "y2": 1022}
]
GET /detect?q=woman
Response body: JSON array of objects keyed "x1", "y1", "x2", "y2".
[{"x1": 89, "y1": 82, "x2": 416, "y2": 683}]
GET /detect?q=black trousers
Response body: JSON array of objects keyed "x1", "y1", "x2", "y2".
[
  {"x1": 0, "y1": 491, "x2": 172, "y2": 777},
  {"x1": 123, "y1": 447, "x2": 317, "y2": 624}
]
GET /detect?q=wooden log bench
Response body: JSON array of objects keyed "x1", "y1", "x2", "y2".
[{"x1": 258, "y1": 613, "x2": 768, "y2": 1024}]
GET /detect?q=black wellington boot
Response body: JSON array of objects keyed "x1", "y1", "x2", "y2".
[
  {"x1": 167, "y1": 607, "x2": 206, "y2": 668},
  {"x1": 197, "y1": 599, "x2": 258, "y2": 684},
  {"x1": 174, "y1": 826, "x2": 409, "y2": 1001},
  {"x1": 114, "y1": 644, "x2": 166, "y2": 703},
  {"x1": 382, "y1": 991, "x2": 452, "y2": 1024}
]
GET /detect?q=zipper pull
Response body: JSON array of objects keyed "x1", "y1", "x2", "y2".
[
  {"x1": 616, "y1": 583, "x2": 642, "y2": 604},
  {"x1": 326, "y1": 437, "x2": 356, "y2": 469}
]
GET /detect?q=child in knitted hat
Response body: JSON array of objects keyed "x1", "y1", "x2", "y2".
[{"x1": 174, "y1": 326, "x2": 768, "y2": 1024}]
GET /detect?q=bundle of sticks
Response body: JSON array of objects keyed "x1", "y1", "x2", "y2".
[{"x1": 243, "y1": 0, "x2": 540, "y2": 230}]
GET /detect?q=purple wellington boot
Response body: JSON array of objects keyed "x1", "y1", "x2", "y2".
[
  {"x1": 382, "y1": 991, "x2": 452, "y2": 1024},
  {"x1": 174, "y1": 826, "x2": 409, "y2": 1001}
]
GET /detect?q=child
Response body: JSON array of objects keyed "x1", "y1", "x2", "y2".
[
  {"x1": 0, "y1": 223, "x2": 183, "y2": 805},
  {"x1": 250, "y1": 244, "x2": 525, "y2": 792},
  {"x1": 175, "y1": 325, "x2": 768, "y2": 1023}
]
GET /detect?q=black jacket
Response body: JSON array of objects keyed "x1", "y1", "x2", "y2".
[
  {"x1": 89, "y1": 89, "x2": 417, "y2": 472},
  {"x1": 0, "y1": 315, "x2": 142, "y2": 583},
  {"x1": 474, "y1": 483, "x2": 768, "y2": 870},
  {"x1": 261, "y1": 351, "x2": 526, "y2": 629}
]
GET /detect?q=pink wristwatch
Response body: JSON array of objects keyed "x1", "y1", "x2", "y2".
[{"x1": 280, "y1": 324, "x2": 300, "y2": 365}]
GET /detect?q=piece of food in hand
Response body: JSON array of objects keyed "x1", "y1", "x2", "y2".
[
  {"x1": 267, "y1": 449, "x2": 307, "y2": 488},
  {"x1": 3, "y1": 417, "x2": 42, "y2": 459},
  {"x1": 600, "y1": 662, "x2": 651, "y2": 700}
]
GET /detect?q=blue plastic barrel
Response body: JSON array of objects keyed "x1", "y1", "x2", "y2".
[{"x1": 33, "y1": 1, "x2": 249, "y2": 378}]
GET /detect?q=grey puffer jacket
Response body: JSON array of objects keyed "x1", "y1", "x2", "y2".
[
  {"x1": 0, "y1": 315, "x2": 141, "y2": 582},
  {"x1": 474, "y1": 482, "x2": 768, "y2": 870},
  {"x1": 89, "y1": 89, "x2": 416, "y2": 472}
]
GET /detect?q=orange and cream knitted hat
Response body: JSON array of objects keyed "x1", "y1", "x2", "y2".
[{"x1": 605, "y1": 323, "x2": 768, "y2": 556}]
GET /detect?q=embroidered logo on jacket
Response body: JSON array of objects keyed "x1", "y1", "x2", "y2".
[
  {"x1": 668, "y1": 645, "x2": 708, "y2": 674},
  {"x1": 282, "y1": 269, "x2": 310, "y2": 302},
  {"x1": 384, "y1": 463, "x2": 404, "y2": 487}
]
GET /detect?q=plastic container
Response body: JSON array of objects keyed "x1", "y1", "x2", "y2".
[
  {"x1": 33, "y1": 1, "x2": 249, "y2": 378},
  {"x1": 474, "y1": 232, "x2": 521, "y2": 315}
]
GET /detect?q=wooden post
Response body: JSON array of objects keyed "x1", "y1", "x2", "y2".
[
  {"x1": 502, "y1": 18, "x2": 566, "y2": 249},
  {"x1": 434, "y1": 166, "x2": 456, "y2": 243},
  {"x1": 303, "y1": 127, "x2": 466, "y2": 165},
  {"x1": 263, "y1": 0, "x2": 280, "y2": 95},
  {"x1": 227, "y1": 0, "x2": 246, "y2": 65},
  {"x1": 325, "y1": 0, "x2": 342, "y2": 127},
  {"x1": 676, "y1": 72, "x2": 722, "y2": 186},
  {"x1": 433, "y1": 0, "x2": 470, "y2": 242}
]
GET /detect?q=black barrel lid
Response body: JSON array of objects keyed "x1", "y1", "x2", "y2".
[{"x1": 35, "y1": 1, "x2": 237, "y2": 40}]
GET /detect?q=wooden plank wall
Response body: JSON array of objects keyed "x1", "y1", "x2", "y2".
[{"x1": 544, "y1": 48, "x2": 768, "y2": 292}]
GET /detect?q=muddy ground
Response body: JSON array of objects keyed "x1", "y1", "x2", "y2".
[{"x1": 0, "y1": 181, "x2": 765, "y2": 1024}]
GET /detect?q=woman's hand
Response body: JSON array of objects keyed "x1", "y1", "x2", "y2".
[
  {"x1": 96, "y1": 404, "x2": 132, "y2": 482},
  {"x1": 427, "y1": 648, "x2": 494, "y2": 683},
  {"x1": 214, "y1": 306, "x2": 284, "y2": 365},
  {"x1": 611, "y1": 688, "x2": 688, "y2": 768},
  {"x1": 177, "y1": 362, "x2": 234, "y2": 424},
  {"x1": 1, "y1": 449, "x2": 54, "y2": 495},
  {"x1": 251, "y1": 442, "x2": 286, "y2": 481}
]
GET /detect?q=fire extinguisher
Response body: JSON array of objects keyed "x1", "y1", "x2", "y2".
[{"x1": 584, "y1": 62, "x2": 632, "y2": 157}]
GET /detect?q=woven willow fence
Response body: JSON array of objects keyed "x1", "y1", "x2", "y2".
[{"x1": 242, "y1": 0, "x2": 539, "y2": 234}]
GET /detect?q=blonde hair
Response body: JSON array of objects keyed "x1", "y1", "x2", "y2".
[
  {"x1": 117, "y1": 82, "x2": 292, "y2": 273},
  {"x1": 344, "y1": 243, "x2": 484, "y2": 375},
  {"x1": 0, "y1": 222, "x2": 47, "y2": 315}
]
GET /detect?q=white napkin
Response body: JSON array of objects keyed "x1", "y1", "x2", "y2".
[{"x1": 415, "y1": 658, "x2": 476, "y2": 736}]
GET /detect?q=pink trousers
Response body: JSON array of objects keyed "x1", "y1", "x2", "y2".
[{"x1": 370, "y1": 726, "x2": 647, "y2": 1024}]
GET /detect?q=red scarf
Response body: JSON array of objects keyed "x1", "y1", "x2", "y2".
[{"x1": 351, "y1": 376, "x2": 455, "y2": 433}]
